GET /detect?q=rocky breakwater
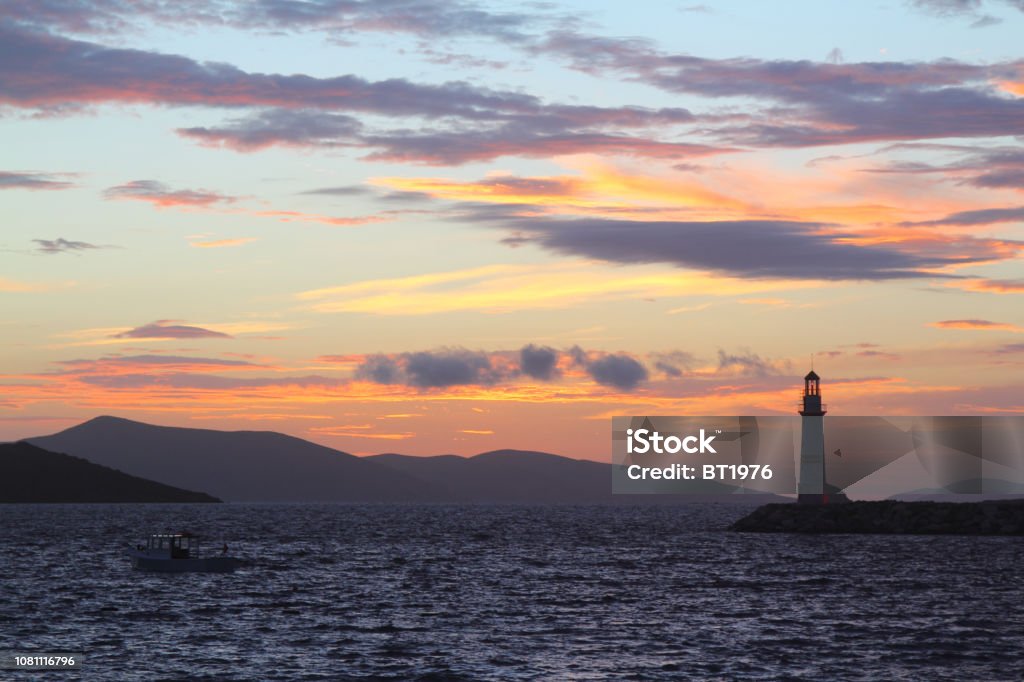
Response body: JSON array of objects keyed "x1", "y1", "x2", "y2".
[{"x1": 730, "y1": 500, "x2": 1024, "y2": 535}]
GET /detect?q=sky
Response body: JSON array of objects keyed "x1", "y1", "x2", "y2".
[{"x1": 1, "y1": 0, "x2": 1023, "y2": 459}]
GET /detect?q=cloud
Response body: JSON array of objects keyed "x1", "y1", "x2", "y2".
[
  {"x1": 519, "y1": 344, "x2": 560, "y2": 380},
  {"x1": 179, "y1": 109, "x2": 715, "y2": 165},
  {"x1": 567, "y1": 346, "x2": 650, "y2": 390},
  {"x1": 722, "y1": 87, "x2": 1024, "y2": 147},
  {"x1": 651, "y1": 351, "x2": 697, "y2": 378},
  {"x1": 14, "y1": 11, "x2": 1023, "y2": 165},
  {"x1": 179, "y1": 110, "x2": 365, "y2": 152},
  {"x1": 355, "y1": 348, "x2": 509, "y2": 387},
  {"x1": 31, "y1": 352, "x2": 346, "y2": 395},
  {"x1": 248, "y1": 209, "x2": 386, "y2": 226},
  {"x1": 404, "y1": 349, "x2": 506, "y2": 387},
  {"x1": 54, "y1": 354, "x2": 261, "y2": 372},
  {"x1": 538, "y1": 30, "x2": 1024, "y2": 146},
  {"x1": 931, "y1": 319, "x2": 1021, "y2": 330},
  {"x1": 103, "y1": 180, "x2": 236, "y2": 208},
  {"x1": 906, "y1": 206, "x2": 1024, "y2": 226},
  {"x1": 0, "y1": 277, "x2": 51, "y2": 293},
  {"x1": 373, "y1": 165, "x2": 740, "y2": 212},
  {"x1": 2, "y1": 0, "x2": 233, "y2": 35},
  {"x1": 103, "y1": 180, "x2": 382, "y2": 226},
  {"x1": 80, "y1": 373, "x2": 346, "y2": 390},
  {"x1": 354, "y1": 355, "x2": 403, "y2": 384},
  {"x1": 9, "y1": 3, "x2": 1024, "y2": 158},
  {"x1": 585, "y1": 353, "x2": 649, "y2": 390},
  {"x1": 951, "y1": 278, "x2": 1024, "y2": 294},
  {"x1": 654, "y1": 362, "x2": 683, "y2": 378},
  {"x1": 856, "y1": 350, "x2": 902, "y2": 360},
  {"x1": 112, "y1": 320, "x2": 233, "y2": 340},
  {"x1": 909, "y1": 0, "x2": 983, "y2": 16},
  {"x1": 492, "y1": 217, "x2": 1019, "y2": 281},
  {"x1": 3, "y1": 24, "x2": 709, "y2": 164},
  {"x1": 297, "y1": 263, "x2": 810, "y2": 315},
  {"x1": 300, "y1": 185, "x2": 373, "y2": 196},
  {"x1": 308, "y1": 426, "x2": 415, "y2": 440},
  {"x1": 187, "y1": 237, "x2": 257, "y2": 248},
  {"x1": 356, "y1": 127, "x2": 716, "y2": 166},
  {"x1": 232, "y1": 0, "x2": 540, "y2": 42},
  {"x1": 3, "y1": 0, "x2": 543, "y2": 40},
  {"x1": 33, "y1": 238, "x2": 105, "y2": 254},
  {"x1": 907, "y1": 0, "x2": 1024, "y2": 20},
  {"x1": 542, "y1": 30, "x2": 1013, "y2": 104},
  {"x1": 867, "y1": 146, "x2": 1024, "y2": 192},
  {"x1": 969, "y1": 14, "x2": 1003, "y2": 27},
  {"x1": 352, "y1": 344, "x2": 655, "y2": 390},
  {"x1": 0, "y1": 24, "x2": 536, "y2": 115},
  {"x1": 864, "y1": 144, "x2": 1024, "y2": 195},
  {"x1": 717, "y1": 349, "x2": 786, "y2": 377},
  {"x1": 0, "y1": 171, "x2": 75, "y2": 191}
]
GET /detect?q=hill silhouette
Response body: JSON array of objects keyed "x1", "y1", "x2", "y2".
[
  {"x1": 368, "y1": 449, "x2": 611, "y2": 503},
  {"x1": 29, "y1": 416, "x2": 428, "y2": 503},
  {"x1": 0, "y1": 441, "x2": 220, "y2": 503},
  {"x1": 28, "y1": 416, "x2": 782, "y2": 504}
]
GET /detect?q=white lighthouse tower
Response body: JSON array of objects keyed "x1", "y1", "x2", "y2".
[{"x1": 798, "y1": 369, "x2": 827, "y2": 504}]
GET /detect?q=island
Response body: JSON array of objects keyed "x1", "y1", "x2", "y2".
[
  {"x1": 0, "y1": 441, "x2": 221, "y2": 503},
  {"x1": 730, "y1": 500, "x2": 1024, "y2": 535}
]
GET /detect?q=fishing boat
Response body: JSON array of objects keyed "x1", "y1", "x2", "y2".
[{"x1": 129, "y1": 532, "x2": 239, "y2": 573}]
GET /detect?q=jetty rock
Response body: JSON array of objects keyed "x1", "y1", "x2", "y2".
[{"x1": 729, "y1": 500, "x2": 1024, "y2": 535}]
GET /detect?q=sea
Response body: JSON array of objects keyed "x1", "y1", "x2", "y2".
[{"x1": 0, "y1": 503, "x2": 1021, "y2": 681}]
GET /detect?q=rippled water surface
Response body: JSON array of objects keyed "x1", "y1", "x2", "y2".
[{"x1": 1, "y1": 503, "x2": 1021, "y2": 681}]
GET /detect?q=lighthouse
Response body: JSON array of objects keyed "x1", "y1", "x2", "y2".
[{"x1": 798, "y1": 370, "x2": 827, "y2": 504}]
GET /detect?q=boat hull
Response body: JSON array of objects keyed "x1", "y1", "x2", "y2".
[{"x1": 129, "y1": 551, "x2": 238, "y2": 573}]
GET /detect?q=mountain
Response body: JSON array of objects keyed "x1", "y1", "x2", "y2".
[
  {"x1": 28, "y1": 416, "x2": 782, "y2": 504},
  {"x1": 0, "y1": 442, "x2": 220, "y2": 503},
  {"x1": 368, "y1": 449, "x2": 613, "y2": 503},
  {"x1": 29, "y1": 416, "x2": 429, "y2": 503}
]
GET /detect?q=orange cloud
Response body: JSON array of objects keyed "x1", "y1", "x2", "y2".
[
  {"x1": 931, "y1": 319, "x2": 1023, "y2": 332},
  {"x1": 949, "y1": 278, "x2": 1024, "y2": 294},
  {"x1": 373, "y1": 159, "x2": 744, "y2": 218},
  {"x1": 251, "y1": 210, "x2": 387, "y2": 227},
  {"x1": 188, "y1": 237, "x2": 257, "y2": 248},
  {"x1": 104, "y1": 180, "x2": 234, "y2": 209},
  {"x1": 998, "y1": 80, "x2": 1024, "y2": 97},
  {"x1": 0, "y1": 277, "x2": 51, "y2": 293},
  {"x1": 307, "y1": 425, "x2": 416, "y2": 440},
  {"x1": 373, "y1": 150, "x2": 1011, "y2": 237},
  {"x1": 297, "y1": 263, "x2": 821, "y2": 315},
  {"x1": 738, "y1": 297, "x2": 812, "y2": 308}
]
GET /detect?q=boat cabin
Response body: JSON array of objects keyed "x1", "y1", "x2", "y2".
[
  {"x1": 145, "y1": 532, "x2": 200, "y2": 559},
  {"x1": 130, "y1": 531, "x2": 236, "y2": 572}
]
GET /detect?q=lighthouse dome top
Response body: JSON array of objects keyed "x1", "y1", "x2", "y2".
[{"x1": 804, "y1": 370, "x2": 820, "y2": 381}]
